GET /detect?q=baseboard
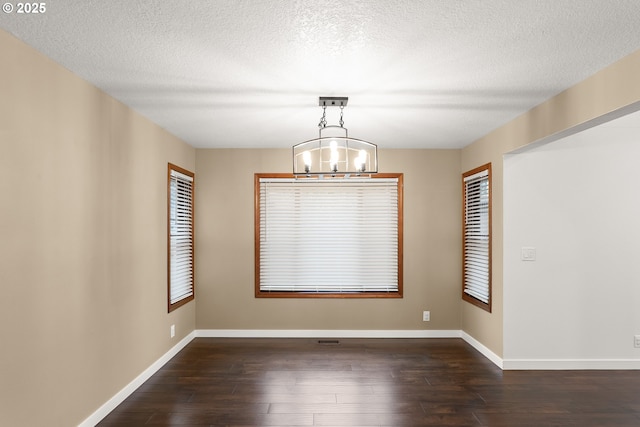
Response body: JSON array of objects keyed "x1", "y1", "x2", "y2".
[
  {"x1": 78, "y1": 331, "x2": 196, "y2": 427},
  {"x1": 460, "y1": 331, "x2": 504, "y2": 369},
  {"x1": 503, "y1": 358, "x2": 640, "y2": 370},
  {"x1": 196, "y1": 329, "x2": 462, "y2": 339}
]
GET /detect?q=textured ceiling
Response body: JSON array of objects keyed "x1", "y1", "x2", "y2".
[{"x1": 2, "y1": 0, "x2": 640, "y2": 148}]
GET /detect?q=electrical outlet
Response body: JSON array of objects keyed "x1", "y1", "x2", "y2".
[
  {"x1": 634, "y1": 335, "x2": 640, "y2": 348},
  {"x1": 422, "y1": 311, "x2": 430, "y2": 322},
  {"x1": 170, "y1": 324, "x2": 176, "y2": 338}
]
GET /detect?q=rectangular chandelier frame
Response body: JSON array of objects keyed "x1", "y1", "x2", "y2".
[{"x1": 293, "y1": 126, "x2": 378, "y2": 176}]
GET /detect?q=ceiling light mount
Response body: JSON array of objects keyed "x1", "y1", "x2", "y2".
[
  {"x1": 319, "y1": 96, "x2": 348, "y2": 107},
  {"x1": 293, "y1": 96, "x2": 377, "y2": 177}
]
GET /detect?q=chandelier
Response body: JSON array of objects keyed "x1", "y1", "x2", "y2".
[{"x1": 293, "y1": 97, "x2": 378, "y2": 176}]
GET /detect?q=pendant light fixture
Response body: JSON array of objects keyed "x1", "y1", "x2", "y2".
[{"x1": 293, "y1": 97, "x2": 378, "y2": 176}]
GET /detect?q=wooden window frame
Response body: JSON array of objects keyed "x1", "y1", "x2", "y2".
[
  {"x1": 462, "y1": 163, "x2": 492, "y2": 312},
  {"x1": 167, "y1": 163, "x2": 195, "y2": 312},
  {"x1": 254, "y1": 173, "x2": 403, "y2": 298}
]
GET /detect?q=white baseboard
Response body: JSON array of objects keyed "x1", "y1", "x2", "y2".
[
  {"x1": 196, "y1": 329, "x2": 462, "y2": 339},
  {"x1": 503, "y1": 358, "x2": 640, "y2": 370},
  {"x1": 78, "y1": 331, "x2": 196, "y2": 427},
  {"x1": 460, "y1": 331, "x2": 504, "y2": 369}
]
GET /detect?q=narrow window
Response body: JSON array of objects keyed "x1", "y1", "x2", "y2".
[
  {"x1": 255, "y1": 173, "x2": 403, "y2": 298},
  {"x1": 168, "y1": 163, "x2": 195, "y2": 312},
  {"x1": 462, "y1": 164, "x2": 491, "y2": 312}
]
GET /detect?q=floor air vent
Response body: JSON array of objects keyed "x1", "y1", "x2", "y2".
[{"x1": 317, "y1": 339, "x2": 340, "y2": 345}]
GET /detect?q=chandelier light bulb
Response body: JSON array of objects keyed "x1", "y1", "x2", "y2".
[
  {"x1": 329, "y1": 140, "x2": 339, "y2": 172},
  {"x1": 330, "y1": 153, "x2": 339, "y2": 172},
  {"x1": 302, "y1": 150, "x2": 312, "y2": 166},
  {"x1": 354, "y1": 150, "x2": 367, "y2": 172}
]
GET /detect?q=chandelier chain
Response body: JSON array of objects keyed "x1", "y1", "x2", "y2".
[
  {"x1": 339, "y1": 105, "x2": 344, "y2": 127},
  {"x1": 318, "y1": 105, "x2": 327, "y2": 128}
]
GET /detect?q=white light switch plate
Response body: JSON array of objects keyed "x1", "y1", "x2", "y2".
[{"x1": 521, "y1": 247, "x2": 536, "y2": 261}]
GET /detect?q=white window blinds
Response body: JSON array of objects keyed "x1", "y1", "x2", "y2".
[
  {"x1": 169, "y1": 166, "x2": 194, "y2": 309},
  {"x1": 463, "y1": 168, "x2": 490, "y2": 305},
  {"x1": 257, "y1": 177, "x2": 400, "y2": 294}
]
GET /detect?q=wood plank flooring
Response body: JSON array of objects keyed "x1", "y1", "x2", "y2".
[{"x1": 98, "y1": 338, "x2": 640, "y2": 426}]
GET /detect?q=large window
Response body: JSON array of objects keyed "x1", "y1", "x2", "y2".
[
  {"x1": 255, "y1": 173, "x2": 403, "y2": 298},
  {"x1": 168, "y1": 163, "x2": 195, "y2": 312},
  {"x1": 462, "y1": 163, "x2": 491, "y2": 312}
]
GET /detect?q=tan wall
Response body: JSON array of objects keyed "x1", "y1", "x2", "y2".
[
  {"x1": 461, "y1": 49, "x2": 640, "y2": 358},
  {"x1": 0, "y1": 30, "x2": 196, "y2": 426},
  {"x1": 195, "y1": 148, "x2": 462, "y2": 331}
]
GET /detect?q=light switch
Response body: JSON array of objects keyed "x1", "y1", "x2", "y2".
[{"x1": 521, "y1": 247, "x2": 536, "y2": 261}]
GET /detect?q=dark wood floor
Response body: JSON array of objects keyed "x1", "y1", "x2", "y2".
[{"x1": 98, "y1": 338, "x2": 640, "y2": 426}]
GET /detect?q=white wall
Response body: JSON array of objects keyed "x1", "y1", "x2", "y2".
[{"x1": 503, "y1": 112, "x2": 640, "y2": 368}]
